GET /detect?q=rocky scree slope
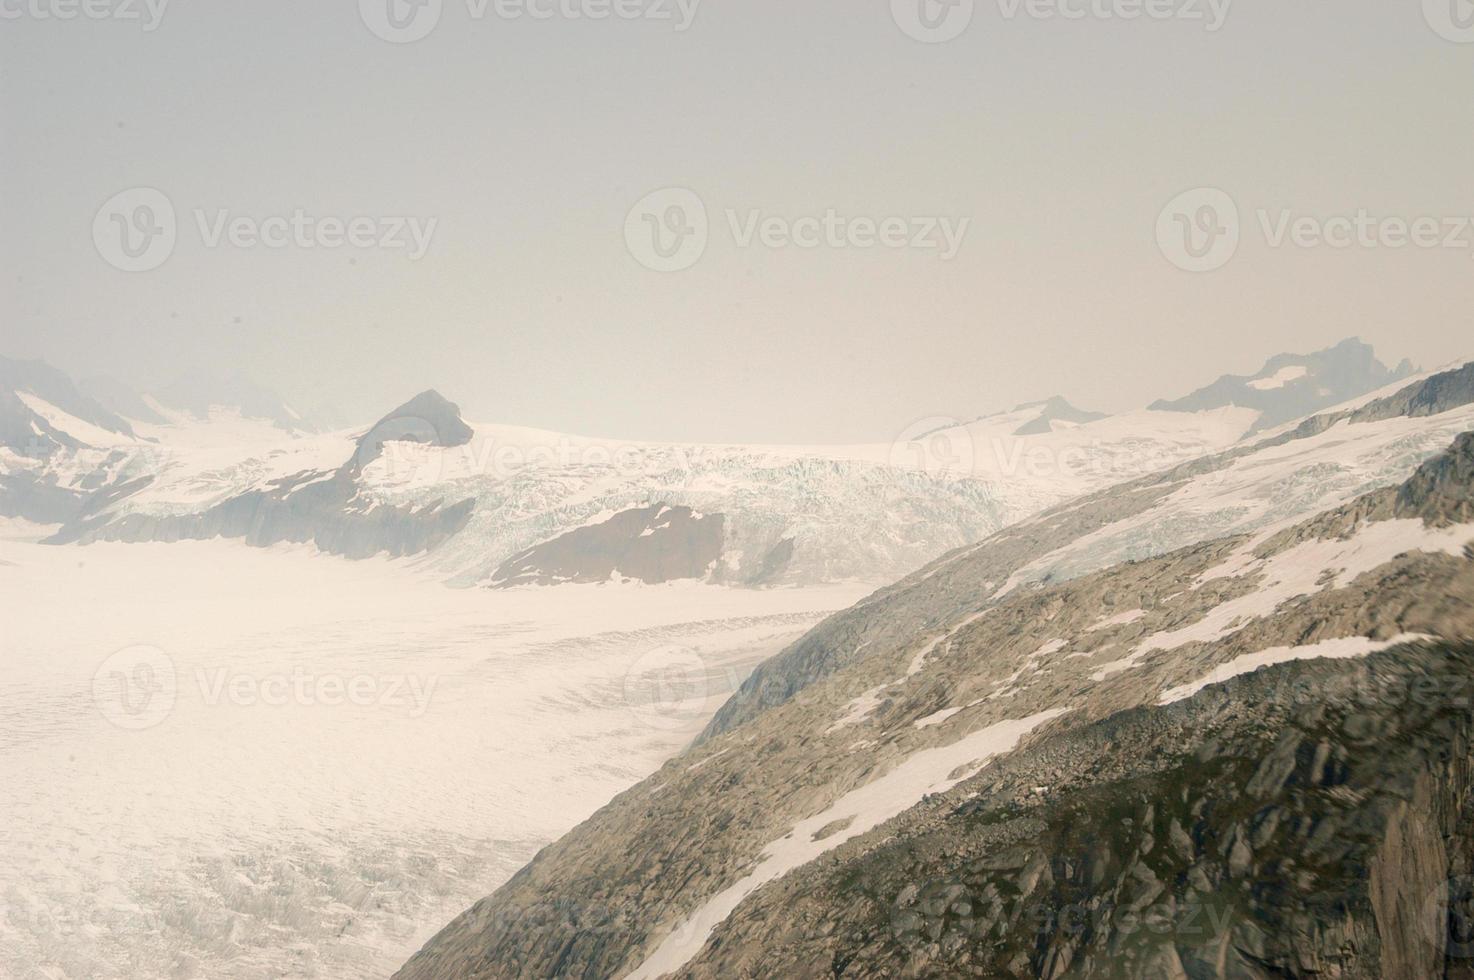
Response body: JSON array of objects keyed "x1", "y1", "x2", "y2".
[
  {"x1": 666, "y1": 642, "x2": 1474, "y2": 978},
  {"x1": 394, "y1": 419, "x2": 1474, "y2": 978},
  {"x1": 490, "y1": 504, "x2": 728, "y2": 587}
]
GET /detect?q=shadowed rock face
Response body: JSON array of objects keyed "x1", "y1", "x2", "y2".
[
  {"x1": 1150, "y1": 338, "x2": 1417, "y2": 433},
  {"x1": 490, "y1": 504, "x2": 725, "y2": 586},
  {"x1": 352, "y1": 390, "x2": 474, "y2": 470},
  {"x1": 0, "y1": 472, "x2": 93, "y2": 523}
]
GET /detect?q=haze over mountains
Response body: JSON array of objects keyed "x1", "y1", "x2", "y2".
[{"x1": 0, "y1": 339, "x2": 1433, "y2": 589}]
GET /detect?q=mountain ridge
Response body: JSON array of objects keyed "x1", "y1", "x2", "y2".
[{"x1": 1149, "y1": 337, "x2": 1417, "y2": 433}]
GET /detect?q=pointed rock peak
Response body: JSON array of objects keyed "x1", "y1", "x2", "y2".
[
  {"x1": 352, "y1": 389, "x2": 474, "y2": 469},
  {"x1": 1012, "y1": 395, "x2": 1108, "y2": 436},
  {"x1": 390, "y1": 389, "x2": 465, "y2": 420}
]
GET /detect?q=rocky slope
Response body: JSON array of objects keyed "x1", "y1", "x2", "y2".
[
  {"x1": 394, "y1": 400, "x2": 1474, "y2": 979},
  {"x1": 490, "y1": 505, "x2": 730, "y2": 587},
  {"x1": 663, "y1": 642, "x2": 1474, "y2": 979}
]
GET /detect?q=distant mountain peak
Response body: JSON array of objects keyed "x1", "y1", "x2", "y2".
[
  {"x1": 1012, "y1": 395, "x2": 1108, "y2": 436},
  {"x1": 1149, "y1": 337, "x2": 1418, "y2": 433},
  {"x1": 0, "y1": 355, "x2": 136, "y2": 457},
  {"x1": 352, "y1": 389, "x2": 474, "y2": 468}
]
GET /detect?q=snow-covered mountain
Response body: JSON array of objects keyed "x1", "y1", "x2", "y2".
[
  {"x1": 0, "y1": 341, "x2": 1434, "y2": 588},
  {"x1": 0, "y1": 356, "x2": 136, "y2": 456},
  {"x1": 4, "y1": 388, "x2": 1248, "y2": 587}
]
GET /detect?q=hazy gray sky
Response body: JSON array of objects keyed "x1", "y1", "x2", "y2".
[{"x1": 3, "y1": 0, "x2": 1472, "y2": 441}]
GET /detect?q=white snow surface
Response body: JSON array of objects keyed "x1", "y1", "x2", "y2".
[
  {"x1": 1090, "y1": 518, "x2": 1474, "y2": 681},
  {"x1": 1157, "y1": 633, "x2": 1433, "y2": 704},
  {"x1": 1142, "y1": 519, "x2": 1474, "y2": 655},
  {"x1": 1246, "y1": 365, "x2": 1309, "y2": 391},
  {"x1": 0, "y1": 538, "x2": 868, "y2": 979},
  {"x1": 825, "y1": 685, "x2": 889, "y2": 735},
  {"x1": 14, "y1": 392, "x2": 134, "y2": 450},
  {"x1": 997, "y1": 400, "x2": 1474, "y2": 600},
  {"x1": 626, "y1": 709, "x2": 1068, "y2": 980}
]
